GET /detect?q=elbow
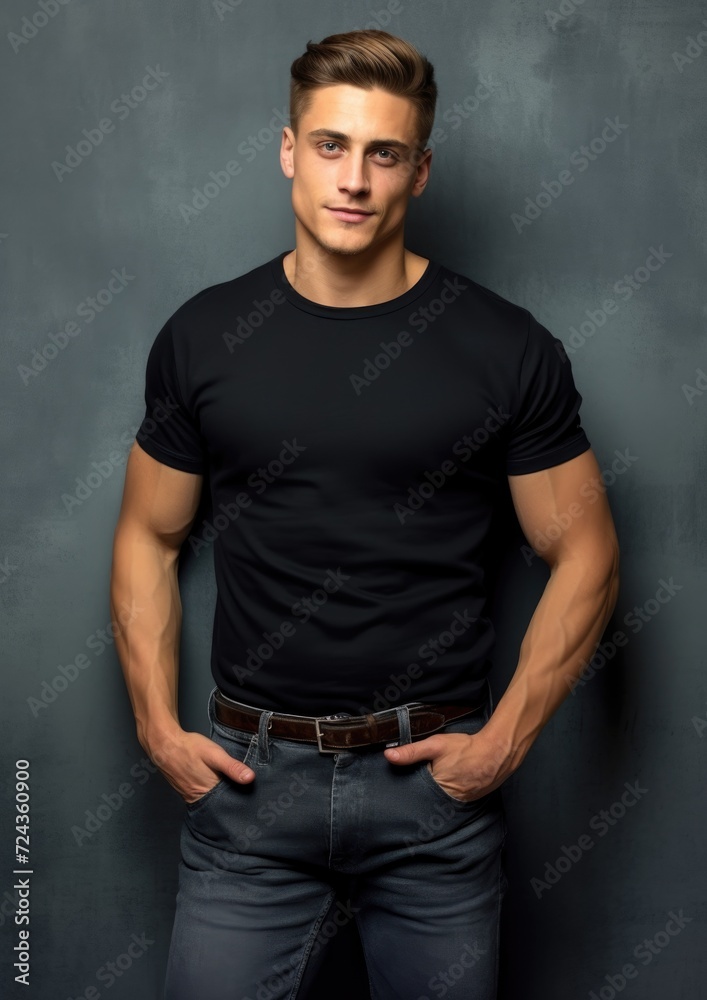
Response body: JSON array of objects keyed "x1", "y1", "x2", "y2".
[
  {"x1": 603, "y1": 530, "x2": 621, "y2": 615},
  {"x1": 552, "y1": 528, "x2": 620, "y2": 608}
]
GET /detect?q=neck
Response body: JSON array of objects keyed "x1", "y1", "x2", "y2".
[{"x1": 283, "y1": 241, "x2": 429, "y2": 308}]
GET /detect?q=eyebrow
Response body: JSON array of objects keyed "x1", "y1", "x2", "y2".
[{"x1": 306, "y1": 128, "x2": 411, "y2": 153}]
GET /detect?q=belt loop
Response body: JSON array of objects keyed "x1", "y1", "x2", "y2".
[
  {"x1": 486, "y1": 676, "x2": 494, "y2": 718},
  {"x1": 393, "y1": 704, "x2": 412, "y2": 746},
  {"x1": 207, "y1": 686, "x2": 219, "y2": 727},
  {"x1": 256, "y1": 709, "x2": 274, "y2": 764}
]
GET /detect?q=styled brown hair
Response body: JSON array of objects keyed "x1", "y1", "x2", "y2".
[{"x1": 289, "y1": 30, "x2": 438, "y2": 158}]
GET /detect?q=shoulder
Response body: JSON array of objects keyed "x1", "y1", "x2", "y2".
[
  {"x1": 438, "y1": 260, "x2": 530, "y2": 322},
  {"x1": 167, "y1": 254, "x2": 277, "y2": 333},
  {"x1": 434, "y1": 259, "x2": 536, "y2": 350}
]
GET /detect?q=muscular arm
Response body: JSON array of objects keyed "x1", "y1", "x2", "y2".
[
  {"x1": 481, "y1": 447, "x2": 620, "y2": 773},
  {"x1": 110, "y1": 441, "x2": 255, "y2": 801},
  {"x1": 385, "y1": 447, "x2": 620, "y2": 800},
  {"x1": 110, "y1": 441, "x2": 203, "y2": 746}
]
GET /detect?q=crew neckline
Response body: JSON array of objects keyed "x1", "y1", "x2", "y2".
[{"x1": 270, "y1": 249, "x2": 441, "y2": 319}]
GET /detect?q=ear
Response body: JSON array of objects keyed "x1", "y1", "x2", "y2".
[
  {"x1": 410, "y1": 148, "x2": 432, "y2": 198},
  {"x1": 280, "y1": 127, "x2": 295, "y2": 179}
]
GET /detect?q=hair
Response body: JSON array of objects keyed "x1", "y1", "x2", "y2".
[{"x1": 288, "y1": 30, "x2": 438, "y2": 158}]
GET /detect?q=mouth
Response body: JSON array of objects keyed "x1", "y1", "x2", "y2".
[{"x1": 326, "y1": 207, "x2": 374, "y2": 223}]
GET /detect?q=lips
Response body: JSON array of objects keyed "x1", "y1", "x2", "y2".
[{"x1": 327, "y1": 207, "x2": 374, "y2": 222}]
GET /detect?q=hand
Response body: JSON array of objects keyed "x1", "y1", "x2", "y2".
[
  {"x1": 383, "y1": 729, "x2": 515, "y2": 802},
  {"x1": 142, "y1": 727, "x2": 256, "y2": 804}
]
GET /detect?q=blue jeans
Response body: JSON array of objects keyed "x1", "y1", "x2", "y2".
[{"x1": 164, "y1": 685, "x2": 509, "y2": 1000}]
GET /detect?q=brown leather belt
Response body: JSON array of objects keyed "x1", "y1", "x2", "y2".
[{"x1": 213, "y1": 689, "x2": 488, "y2": 753}]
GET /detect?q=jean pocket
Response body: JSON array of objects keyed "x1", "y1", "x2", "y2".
[
  {"x1": 185, "y1": 726, "x2": 257, "y2": 813},
  {"x1": 413, "y1": 710, "x2": 494, "y2": 809}
]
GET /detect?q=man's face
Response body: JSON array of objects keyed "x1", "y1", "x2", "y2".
[{"x1": 280, "y1": 84, "x2": 431, "y2": 257}]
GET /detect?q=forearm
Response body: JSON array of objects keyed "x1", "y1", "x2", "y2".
[
  {"x1": 110, "y1": 525, "x2": 185, "y2": 749},
  {"x1": 482, "y1": 549, "x2": 620, "y2": 771}
]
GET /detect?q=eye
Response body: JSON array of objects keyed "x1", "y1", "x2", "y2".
[{"x1": 317, "y1": 142, "x2": 399, "y2": 163}]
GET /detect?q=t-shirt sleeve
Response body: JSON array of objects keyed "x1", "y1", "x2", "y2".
[
  {"x1": 505, "y1": 312, "x2": 592, "y2": 475},
  {"x1": 135, "y1": 314, "x2": 207, "y2": 474}
]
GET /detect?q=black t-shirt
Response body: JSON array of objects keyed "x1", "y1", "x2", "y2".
[{"x1": 135, "y1": 249, "x2": 591, "y2": 715}]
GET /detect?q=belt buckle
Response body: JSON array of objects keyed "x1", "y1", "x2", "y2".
[{"x1": 314, "y1": 714, "x2": 347, "y2": 753}]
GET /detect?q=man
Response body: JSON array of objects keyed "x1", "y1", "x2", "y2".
[{"x1": 110, "y1": 28, "x2": 619, "y2": 1000}]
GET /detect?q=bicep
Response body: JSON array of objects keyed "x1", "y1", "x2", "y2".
[
  {"x1": 507, "y1": 448, "x2": 619, "y2": 568},
  {"x1": 115, "y1": 441, "x2": 204, "y2": 550}
]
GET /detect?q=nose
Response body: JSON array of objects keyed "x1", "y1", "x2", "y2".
[{"x1": 338, "y1": 156, "x2": 370, "y2": 197}]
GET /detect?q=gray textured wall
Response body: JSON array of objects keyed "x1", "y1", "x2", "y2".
[{"x1": 2, "y1": 1, "x2": 705, "y2": 997}]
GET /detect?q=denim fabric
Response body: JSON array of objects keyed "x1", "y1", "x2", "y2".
[{"x1": 163, "y1": 686, "x2": 509, "y2": 1000}]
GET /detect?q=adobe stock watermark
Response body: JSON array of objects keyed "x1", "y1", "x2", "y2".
[
  {"x1": 426, "y1": 74, "x2": 505, "y2": 152},
  {"x1": 212, "y1": 0, "x2": 246, "y2": 19},
  {"x1": 567, "y1": 577, "x2": 682, "y2": 694},
  {"x1": 511, "y1": 116, "x2": 629, "y2": 233},
  {"x1": 51, "y1": 67, "x2": 169, "y2": 181},
  {"x1": 178, "y1": 107, "x2": 289, "y2": 223},
  {"x1": 66, "y1": 931, "x2": 155, "y2": 999},
  {"x1": 0, "y1": 886, "x2": 23, "y2": 930},
  {"x1": 0, "y1": 557, "x2": 18, "y2": 584},
  {"x1": 405, "y1": 738, "x2": 523, "y2": 859},
  {"x1": 8, "y1": 0, "x2": 74, "y2": 54},
  {"x1": 349, "y1": 0, "x2": 404, "y2": 35},
  {"x1": 27, "y1": 600, "x2": 142, "y2": 717},
  {"x1": 690, "y1": 699, "x2": 707, "y2": 738},
  {"x1": 555, "y1": 246, "x2": 673, "y2": 358},
  {"x1": 587, "y1": 910, "x2": 692, "y2": 999},
  {"x1": 355, "y1": 609, "x2": 484, "y2": 715},
  {"x1": 230, "y1": 568, "x2": 352, "y2": 683},
  {"x1": 545, "y1": 0, "x2": 590, "y2": 30},
  {"x1": 349, "y1": 274, "x2": 469, "y2": 395},
  {"x1": 252, "y1": 896, "x2": 362, "y2": 1000},
  {"x1": 394, "y1": 71, "x2": 512, "y2": 190},
  {"x1": 209, "y1": 770, "x2": 316, "y2": 860},
  {"x1": 403, "y1": 740, "x2": 518, "y2": 859},
  {"x1": 394, "y1": 407, "x2": 512, "y2": 524},
  {"x1": 521, "y1": 447, "x2": 637, "y2": 566},
  {"x1": 530, "y1": 779, "x2": 648, "y2": 898},
  {"x1": 416, "y1": 940, "x2": 487, "y2": 1000},
  {"x1": 673, "y1": 19, "x2": 707, "y2": 72},
  {"x1": 681, "y1": 367, "x2": 707, "y2": 406},
  {"x1": 18, "y1": 268, "x2": 135, "y2": 385},
  {"x1": 188, "y1": 439, "x2": 306, "y2": 555},
  {"x1": 222, "y1": 285, "x2": 287, "y2": 349},
  {"x1": 71, "y1": 756, "x2": 159, "y2": 846},
  {"x1": 62, "y1": 412, "x2": 178, "y2": 515},
  {"x1": 405, "y1": 796, "x2": 473, "y2": 856}
]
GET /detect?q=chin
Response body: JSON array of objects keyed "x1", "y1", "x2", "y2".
[
  {"x1": 328, "y1": 246, "x2": 369, "y2": 256},
  {"x1": 316, "y1": 236, "x2": 371, "y2": 257}
]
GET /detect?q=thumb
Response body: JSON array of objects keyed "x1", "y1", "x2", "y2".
[
  {"x1": 212, "y1": 746, "x2": 256, "y2": 783},
  {"x1": 383, "y1": 737, "x2": 438, "y2": 766}
]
